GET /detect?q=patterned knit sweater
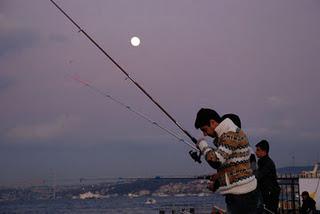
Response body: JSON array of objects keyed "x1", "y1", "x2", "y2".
[{"x1": 208, "y1": 118, "x2": 257, "y2": 195}]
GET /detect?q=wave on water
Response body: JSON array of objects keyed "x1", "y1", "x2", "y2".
[{"x1": 0, "y1": 195, "x2": 225, "y2": 214}]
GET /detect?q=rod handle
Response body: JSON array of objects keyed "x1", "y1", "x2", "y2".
[{"x1": 189, "y1": 150, "x2": 202, "y2": 164}]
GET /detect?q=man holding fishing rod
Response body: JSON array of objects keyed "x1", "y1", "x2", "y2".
[
  {"x1": 49, "y1": 3, "x2": 257, "y2": 212},
  {"x1": 194, "y1": 108, "x2": 258, "y2": 214}
]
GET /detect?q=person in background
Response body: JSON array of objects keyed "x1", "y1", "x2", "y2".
[
  {"x1": 194, "y1": 108, "x2": 258, "y2": 214},
  {"x1": 300, "y1": 191, "x2": 316, "y2": 214},
  {"x1": 255, "y1": 140, "x2": 280, "y2": 213}
]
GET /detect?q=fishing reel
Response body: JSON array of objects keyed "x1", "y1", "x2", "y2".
[
  {"x1": 189, "y1": 149, "x2": 221, "y2": 169},
  {"x1": 189, "y1": 150, "x2": 202, "y2": 163}
]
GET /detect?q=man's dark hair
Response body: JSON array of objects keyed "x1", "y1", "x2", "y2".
[
  {"x1": 194, "y1": 108, "x2": 221, "y2": 129},
  {"x1": 301, "y1": 191, "x2": 309, "y2": 197},
  {"x1": 221, "y1": 113, "x2": 241, "y2": 128},
  {"x1": 256, "y1": 139, "x2": 270, "y2": 153}
]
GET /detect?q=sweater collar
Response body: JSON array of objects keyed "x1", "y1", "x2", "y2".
[{"x1": 215, "y1": 118, "x2": 238, "y2": 138}]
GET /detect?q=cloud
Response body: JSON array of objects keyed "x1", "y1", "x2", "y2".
[
  {"x1": 277, "y1": 118, "x2": 295, "y2": 129},
  {"x1": 0, "y1": 16, "x2": 39, "y2": 58},
  {"x1": 0, "y1": 2, "x2": 8, "y2": 12},
  {"x1": 246, "y1": 127, "x2": 280, "y2": 137},
  {"x1": 48, "y1": 34, "x2": 68, "y2": 43},
  {"x1": 246, "y1": 117, "x2": 296, "y2": 142},
  {"x1": 299, "y1": 131, "x2": 320, "y2": 141},
  {"x1": 6, "y1": 115, "x2": 80, "y2": 142},
  {"x1": 266, "y1": 96, "x2": 288, "y2": 108},
  {"x1": 0, "y1": 75, "x2": 14, "y2": 93}
]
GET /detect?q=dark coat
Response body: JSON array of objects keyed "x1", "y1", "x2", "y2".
[
  {"x1": 256, "y1": 155, "x2": 280, "y2": 199},
  {"x1": 300, "y1": 196, "x2": 316, "y2": 214}
]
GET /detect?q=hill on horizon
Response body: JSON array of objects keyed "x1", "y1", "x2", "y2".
[{"x1": 277, "y1": 165, "x2": 314, "y2": 175}]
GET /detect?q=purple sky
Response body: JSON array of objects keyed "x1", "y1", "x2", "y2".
[{"x1": 1, "y1": 0, "x2": 320, "y2": 186}]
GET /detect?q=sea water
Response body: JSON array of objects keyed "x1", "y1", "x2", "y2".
[{"x1": 0, "y1": 195, "x2": 225, "y2": 214}]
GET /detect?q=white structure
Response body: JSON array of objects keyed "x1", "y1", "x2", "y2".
[
  {"x1": 79, "y1": 191, "x2": 103, "y2": 199},
  {"x1": 299, "y1": 163, "x2": 320, "y2": 210}
]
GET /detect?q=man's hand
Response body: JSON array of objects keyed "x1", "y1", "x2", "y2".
[
  {"x1": 197, "y1": 139, "x2": 220, "y2": 168},
  {"x1": 207, "y1": 173, "x2": 220, "y2": 192},
  {"x1": 196, "y1": 139, "x2": 212, "y2": 156},
  {"x1": 210, "y1": 173, "x2": 219, "y2": 182}
]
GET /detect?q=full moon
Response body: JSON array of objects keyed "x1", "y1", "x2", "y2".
[{"x1": 130, "y1": 36, "x2": 141, "y2": 47}]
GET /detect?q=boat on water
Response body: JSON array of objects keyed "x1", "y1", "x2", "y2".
[
  {"x1": 145, "y1": 198, "x2": 156, "y2": 204},
  {"x1": 128, "y1": 193, "x2": 139, "y2": 198},
  {"x1": 78, "y1": 191, "x2": 107, "y2": 199}
]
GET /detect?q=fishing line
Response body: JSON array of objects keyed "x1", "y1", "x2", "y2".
[
  {"x1": 49, "y1": 0, "x2": 202, "y2": 163},
  {"x1": 49, "y1": 0, "x2": 195, "y2": 142},
  {"x1": 70, "y1": 75, "x2": 198, "y2": 151}
]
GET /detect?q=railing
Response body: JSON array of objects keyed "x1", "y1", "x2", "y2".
[
  {"x1": 158, "y1": 206, "x2": 226, "y2": 214},
  {"x1": 277, "y1": 174, "x2": 300, "y2": 214}
]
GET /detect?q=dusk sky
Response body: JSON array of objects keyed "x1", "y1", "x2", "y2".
[{"x1": 1, "y1": 0, "x2": 320, "y2": 186}]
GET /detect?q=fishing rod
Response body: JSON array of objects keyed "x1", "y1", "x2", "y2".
[
  {"x1": 49, "y1": 0, "x2": 201, "y2": 163},
  {"x1": 70, "y1": 75, "x2": 198, "y2": 151}
]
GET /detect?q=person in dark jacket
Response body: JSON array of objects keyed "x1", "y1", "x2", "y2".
[
  {"x1": 255, "y1": 140, "x2": 280, "y2": 213},
  {"x1": 300, "y1": 191, "x2": 316, "y2": 214}
]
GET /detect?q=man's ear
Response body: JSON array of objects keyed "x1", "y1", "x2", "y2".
[{"x1": 209, "y1": 119, "x2": 217, "y2": 127}]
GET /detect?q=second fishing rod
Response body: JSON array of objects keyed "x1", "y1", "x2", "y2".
[{"x1": 49, "y1": 0, "x2": 202, "y2": 163}]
